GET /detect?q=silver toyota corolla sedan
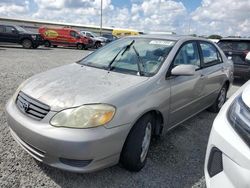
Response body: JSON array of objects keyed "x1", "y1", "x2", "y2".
[{"x1": 5, "y1": 35, "x2": 233, "y2": 173}]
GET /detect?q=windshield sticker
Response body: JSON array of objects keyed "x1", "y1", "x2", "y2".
[{"x1": 149, "y1": 40, "x2": 174, "y2": 46}]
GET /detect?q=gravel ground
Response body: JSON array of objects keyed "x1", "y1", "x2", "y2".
[{"x1": 0, "y1": 45, "x2": 244, "y2": 188}]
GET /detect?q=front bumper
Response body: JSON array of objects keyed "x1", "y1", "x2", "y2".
[
  {"x1": 204, "y1": 82, "x2": 250, "y2": 187},
  {"x1": 5, "y1": 98, "x2": 131, "y2": 173}
]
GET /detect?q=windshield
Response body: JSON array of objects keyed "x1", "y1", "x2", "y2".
[
  {"x1": 15, "y1": 26, "x2": 27, "y2": 32},
  {"x1": 218, "y1": 40, "x2": 250, "y2": 51},
  {"x1": 90, "y1": 32, "x2": 98, "y2": 37},
  {"x1": 78, "y1": 38, "x2": 175, "y2": 76}
]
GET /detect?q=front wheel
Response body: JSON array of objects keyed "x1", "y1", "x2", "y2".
[
  {"x1": 120, "y1": 114, "x2": 153, "y2": 172},
  {"x1": 77, "y1": 43, "x2": 84, "y2": 50},
  {"x1": 208, "y1": 85, "x2": 227, "y2": 113},
  {"x1": 22, "y1": 39, "x2": 32, "y2": 49},
  {"x1": 94, "y1": 42, "x2": 102, "y2": 49},
  {"x1": 44, "y1": 41, "x2": 51, "y2": 47}
]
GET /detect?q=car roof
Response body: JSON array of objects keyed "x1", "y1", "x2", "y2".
[
  {"x1": 129, "y1": 34, "x2": 207, "y2": 42},
  {"x1": 219, "y1": 38, "x2": 250, "y2": 41}
]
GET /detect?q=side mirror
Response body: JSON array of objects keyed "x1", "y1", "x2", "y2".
[
  {"x1": 171, "y1": 64, "x2": 197, "y2": 76},
  {"x1": 245, "y1": 52, "x2": 250, "y2": 63},
  {"x1": 11, "y1": 29, "x2": 17, "y2": 34}
]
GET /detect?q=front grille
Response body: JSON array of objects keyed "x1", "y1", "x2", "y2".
[{"x1": 16, "y1": 91, "x2": 50, "y2": 120}]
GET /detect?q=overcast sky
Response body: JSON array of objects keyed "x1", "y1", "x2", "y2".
[{"x1": 0, "y1": 0, "x2": 250, "y2": 36}]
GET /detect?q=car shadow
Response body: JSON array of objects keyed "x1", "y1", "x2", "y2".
[
  {"x1": 0, "y1": 45, "x2": 53, "y2": 50},
  {"x1": 37, "y1": 111, "x2": 215, "y2": 188},
  {"x1": 48, "y1": 46, "x2": 96, "y2": 51}
]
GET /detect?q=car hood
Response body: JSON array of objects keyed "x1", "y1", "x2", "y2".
[
  {"x1": 20, "y1": 31, "x2": 40, "y2": 35},
  {"x1": 242, "y1": 82, "x2": 250, "y2": 108},
  {"x1": 21, "y1": 63, "x2": 149, "y2": 111}
]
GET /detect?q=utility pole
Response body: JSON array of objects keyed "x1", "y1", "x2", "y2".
[{"x1": 100, "y1": 0, "x2": 103, "y2": 36}]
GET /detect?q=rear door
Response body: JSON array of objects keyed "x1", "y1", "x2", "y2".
[
  {"x1": 198, "y1": 41, "x2": 224, "y2": 106},
  {"x1": 169, "y1": 41, "x2": 205, "y2": 127},
  {"x1": 3, "y1": 26, "x2": 19, "y2": 43}
]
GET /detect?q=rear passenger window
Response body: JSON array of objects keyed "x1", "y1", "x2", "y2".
[
  {"x1": 0, "y1": 26, "x2": 4, "y2": 33},
  {"x1": 173, "y1": 42, "x2": 201, "y2": 68},
  {"x1": 200, "y1": 42, "x2": 222, "y2": 65}
]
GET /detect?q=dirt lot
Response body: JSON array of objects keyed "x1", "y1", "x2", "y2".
[{"x1": 0, "y1": 45, "x2": 244, "y2": 188}]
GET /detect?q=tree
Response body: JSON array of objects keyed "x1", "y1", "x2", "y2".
[{"x1": 208, "y1": 35, "x2": 222, "y2": 39}]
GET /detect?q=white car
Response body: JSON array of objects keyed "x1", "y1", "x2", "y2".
[
  {"x1": 80, "y1": 31, "x2": 107, "y2": 48},
  {"x1": 205, "y1": 79, "x2": 250, "y2": 188}
]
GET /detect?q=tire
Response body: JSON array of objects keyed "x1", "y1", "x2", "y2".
[
  {"x1": 22, "y1": 39, "x2": 32, "y2": 49},
  {"x1": 44, "y1": 41, "x2": 51, "y2": 47},
  {"x1": 120, "y1": 114, "x2": 153, "y2": 172},
  {"x1": 77, "y1": 43, "x2": 84, "y2": 50},
  {"x1": 52, "y1": 45, "x2": 58, "y2": 48},
  {"x1": 94, "y1": 42, "x2": 101, "y2": 49},
  {"x1": 208, "y1": 84, "x2": 227, "y2": 113}
]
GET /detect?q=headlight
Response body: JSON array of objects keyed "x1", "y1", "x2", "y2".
[
  {"x1": 228, "y1": 95, "x2": 250, "y2": 146},
  {"x1": 50, "y1": 104, "x2": 116, "y2": 128}
]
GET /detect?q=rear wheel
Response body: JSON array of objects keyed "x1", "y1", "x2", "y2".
[
  {"x1": 22, "y1": 39, "x2": 32, "y2": 49},
  {"x1": 77, "y1": 43, "x2": 84, "y2": 50},
  {"x1": 208, "y1": 84, "x2": 227, "y2": 113},
  {"x1": 120, "y1": 114, "x2": 153, "y2": 171},
  {"x1": 44, "y1": 41, "x2": 51, "y2": 47}
]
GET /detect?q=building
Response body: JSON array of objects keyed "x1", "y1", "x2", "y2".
[{"x1": 0, "y1": 17, "x2": 113, "y2": 35}]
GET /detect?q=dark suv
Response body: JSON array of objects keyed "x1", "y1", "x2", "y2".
[
  {"x1": 0, "y1": 24, "x2": 44, "y2": 49},
  {"x1": 218, "y1": 38, "x2": 250, "y2": 80}
]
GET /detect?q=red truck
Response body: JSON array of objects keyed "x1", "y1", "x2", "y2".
[{"x1": 39, "y1": 26, "x2": 93, "y2": 50}]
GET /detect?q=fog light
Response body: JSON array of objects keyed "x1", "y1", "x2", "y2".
[
  {"x1": 59, "y1": 158, "x2": 92, "y2": 167},
  {"x1": 207, "y1": 147, "x2": 223, "y2": 177}
]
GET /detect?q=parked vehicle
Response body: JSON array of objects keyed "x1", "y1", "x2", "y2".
[
  {"x1": 218, "y1": 38, "x2": 250, "y2": 80},
  {"x1": 39, "y1": 27, "x2": 92, "y2": 50},
  {"x1": 0, "y1": 24, "x2": 44, "y2": 49},
  {"x1": 204, "y1": 54, "x2": 250, "y2": 187},
  {"x1": 80, "y1": 31, "x2": 107, "y2": 48},
  {"x1": 101, "y1": 33, "x2": 118, "y2": 43},
  {"x1": 6, "y1": 35, "x2": 233, "y2": 173},
  {"x1": 112, "y1": 29, "x2": 139, "y2": 37}
]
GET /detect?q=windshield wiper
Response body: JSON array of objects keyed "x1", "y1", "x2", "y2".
[
  {"x1": 132, "y1": 46, "x2": 145, "y2": 76},
  {"x1": 107, "y1": 40, "x2": 135, "y2": 71}
]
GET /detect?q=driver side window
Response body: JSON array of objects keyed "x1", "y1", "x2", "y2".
[
  {"x1": 70, "y1": 31, "x2": 79, "y2": 38},
  {"x1": 173, "y1": 42, "x2": 201, "y2": 68}
]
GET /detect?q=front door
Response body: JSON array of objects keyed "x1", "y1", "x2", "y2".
[{"x1": 169, "y1": 41, "x2": 205, "y2": 127}]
